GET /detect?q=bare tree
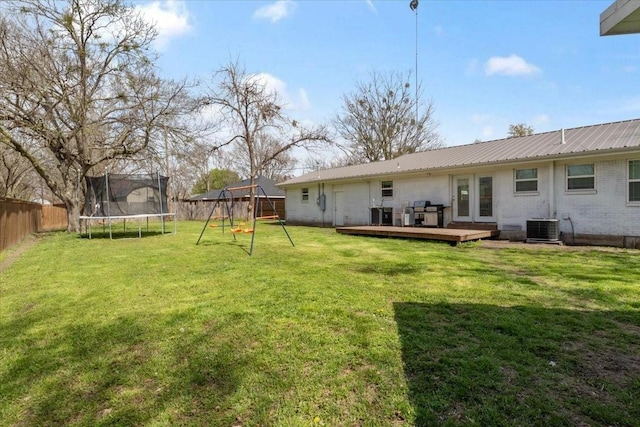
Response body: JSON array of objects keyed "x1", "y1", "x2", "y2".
[
  {"x1": 0, "y1": 0, "x2": 197, "y2": 231},
  {"x1": 334, "y1": 70, "x2": 441, "y2": 164},
  {"x1": 508, "y1": 123, "x2": 534, "y2": 138},
  {"x1": 0, "y1": 142, "x2": 40, "y2": 199},
  {"x1": 223, "y1": 133, "x2": 297, "y2": 183},
  {"x1": 301, "y1": 154, "x2": 354, "y2": 173},
  {"x1": 204, "y1": 60, "x2": 330, "y2": 212}
]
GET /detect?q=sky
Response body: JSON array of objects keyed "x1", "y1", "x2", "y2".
[{"x1": 133, "y1": 0, "x2": 639, "y2": 169}]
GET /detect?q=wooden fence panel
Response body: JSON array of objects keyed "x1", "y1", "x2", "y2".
[
  {"x1": 0, "y1": 198, "x2": 41, "y2": 253},
  {"x1": 0, "y1": 199, "x2": 68, "y2": 252},
  {"x1": 41, "y1": 205, "x2": 68, "y2": 231},
  {"x1": 178, "y1": 199, "x2": 286, "y2": 222}
]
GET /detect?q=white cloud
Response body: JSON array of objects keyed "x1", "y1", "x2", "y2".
[
  {"x1": 247, "y1": 73, "x2": 311, "y2": 111},
  {"x1": 249, "y1": 73, "x2": 288, "y2": 102},
  {"x1": 433, "y1": 25, "x2": 444, "y2": 36},
  {"x1": 253, "y1": 1, "x2": 296, "y2": 23},
  {"x1": 484, "y1": 54, "x2": 541, "y2": 77},
  {"x1": 137, "y1": 0, "x2": 192, "y2": 50}
]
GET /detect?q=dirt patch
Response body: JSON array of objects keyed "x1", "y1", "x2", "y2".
[{"x1": 0, "y1": 234, "x2": 39, "y2": 272}]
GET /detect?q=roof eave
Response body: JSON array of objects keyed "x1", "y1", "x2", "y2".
[{"x1": 279, "y1": 146, "x2": 640, "y2": 187}]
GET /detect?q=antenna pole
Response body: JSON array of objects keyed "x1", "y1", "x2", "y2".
[{"x1": 415, "y1": 3, "x2": 419, "y2": 147}]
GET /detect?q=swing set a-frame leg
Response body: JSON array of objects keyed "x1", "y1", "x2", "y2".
[
  {"x1": 260, "y1": 186, "x2": 294, "y2": 247},
  {"x1": 197, "y1": 185, "x2": 294, "y2": 255},
  {"x1": 196, "y1": 199, "x2": 220, "y2": 245},
  {"x1": 244, "y1": 186, "x2": 294, "y2": 256},
  {"x1": 196, "y1": 189, "x2": 236, "y2": 245}
]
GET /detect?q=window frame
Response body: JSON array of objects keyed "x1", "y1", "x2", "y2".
[
  {"x1": 381, "y1": 180, "x2": 393, "y2": 198},
  {"x1": 514, "y1": 168, "x2": 538, "y2": 194},
  {"x1": 301, "y1": 187, "x2": 309, "y2": 203},
  {"x1": 478, "y1": 176, "x2": 493, "y2": 218},
  {"x1": 628, "y1": 159, "x2": 640, "y2": 204},
  {"x1": 566, "y1": 163, "x2": 596, "y2": 192}
]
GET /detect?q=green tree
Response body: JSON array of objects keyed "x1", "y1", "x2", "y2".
[
  {"x1": 191, "y1": 169, "x2": 240, "y2": 195},
  {"x1": 508, "y1": 123, "x2": 534, "y2": 138}
]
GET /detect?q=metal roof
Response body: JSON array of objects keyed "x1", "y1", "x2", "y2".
[
  {"x1": 190, "y1": 176, "x2": 285, "y2": 201},
  {"x1": 280, "y1": 118, "x2": 640, "y2": 187}
]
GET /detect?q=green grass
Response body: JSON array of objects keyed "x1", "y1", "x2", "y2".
[{"x1": 1, "y1": 221, "x2": 639, "y2": 426}]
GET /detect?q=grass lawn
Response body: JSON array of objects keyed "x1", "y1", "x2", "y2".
[{"x1": 1, "y1": 221, "x2": 639, "y2": 426}]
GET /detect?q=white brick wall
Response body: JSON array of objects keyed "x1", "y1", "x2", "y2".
[
  {"x1": 554, "y1": 158, "x2": 639, "y2": 236},
  {"x1": 494, "y1": 164, "x2": 551, "y2": 232},
  {"x1": 284, "y1": 155, "x2": 640, "y2": 238}
]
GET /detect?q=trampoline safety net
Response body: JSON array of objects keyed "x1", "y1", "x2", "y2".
[{"x1": 84, "y1": 174, "x2": 169, "y2": 217}]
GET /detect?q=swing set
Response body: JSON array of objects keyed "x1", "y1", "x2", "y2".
[{"x1": 196, "y1": 184, "x2": 294, "y2": 255}]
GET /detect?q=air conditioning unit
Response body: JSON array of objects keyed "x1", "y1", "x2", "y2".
[{"x1": 526, "y1": 219, "x2": 559, "y2": 241}]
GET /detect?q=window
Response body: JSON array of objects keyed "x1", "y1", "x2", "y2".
[
  {"x1": 630, "y1": 160, "x2": 640, "y2": 202},
  {"x1": 515, "y1": 168, "x2": 538, "y2": 192},
  {"x1": 566, "y1": 163, "x2": 595, "y2": 191},
  {"x1": 381, "y1": 181, "x2": 393, "y2": 198},
  {"x1": 478, "y1": 176, "x2": 493, "y2": 217},
  {"x1": 301, "y1": 187, "x2": 309, "y2": 202},
  {"x1": 456, "y1": 178, "x2": 470, "y2": 217}
]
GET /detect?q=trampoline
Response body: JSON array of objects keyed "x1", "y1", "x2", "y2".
[{"x1": 79, "y1": 171, "x2": 176, "y2": 239}]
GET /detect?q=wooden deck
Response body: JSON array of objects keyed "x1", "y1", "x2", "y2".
[{"x1": 336, "y1": 226, "x2": 499, "y2": 243}]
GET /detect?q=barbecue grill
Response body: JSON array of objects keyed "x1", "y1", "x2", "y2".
[
  {"x1": 412, "y1": 200, "x2": 430, "y2": 212},
  {"x1": 412, "y1": 200, "x2": 445, "y2": 227}
]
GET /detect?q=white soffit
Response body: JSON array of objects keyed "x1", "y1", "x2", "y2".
[{"x1": 600, "y1": 0, "x2": 640, "y2": 35}]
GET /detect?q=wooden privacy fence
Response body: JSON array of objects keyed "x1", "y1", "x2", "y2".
[
  {"x1": 179, "y1": 198, "x2": 285, "y2": 221},
  {"x1": 0, "y1": 198, "x2": 68, "y2": 253}
]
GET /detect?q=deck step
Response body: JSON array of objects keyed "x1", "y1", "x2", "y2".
[{"x1": 447, "y1": 222, "x2": 498, "y2": 231}]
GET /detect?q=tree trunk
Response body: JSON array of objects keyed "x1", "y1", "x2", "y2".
[
  {"x1": 66, "y1": 200, "x2": 82, "y2": 233},
  {"x1": 61, "y1": 184, "x2": 83, "y2": 233}
]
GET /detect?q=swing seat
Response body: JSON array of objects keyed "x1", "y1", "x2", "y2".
[
  {"x1": 243, "y1": 228, "x2": 254, "y2": 233},
  {"x1": 230, "y1": 228, "x2": 242, "y2": 233},
  {"x1": 209, "y1": 224, "x2": 218, "y2": 228}
]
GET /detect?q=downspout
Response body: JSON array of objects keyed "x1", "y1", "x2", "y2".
[
  {"x1": 368, "y1": 181, "x2": 372, "y2": 225},
  {"x1": 448, "y1": 174, "x2": 453, "y2": 225},
  {"x1": 322, "y1": 183, "x2": 325, "y2": 228},
  {"x1": 549, "y1": 161, "x2": 555, "y2": 218},
  {"x1": 318, "y1": 182, "x2": 326, "y2": 228}
]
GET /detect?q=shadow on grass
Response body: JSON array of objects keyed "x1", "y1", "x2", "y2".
[
  {"x1": 1, "y1": 310, "x2": 249, "y2": 426},
  {"x1": 393, "y1": 302, "x2": 640, "y2": 426},
  {"x1": 78, "y1": 220, "x2": 173, "y2": 240},
  {"x1": 80, "y1": 231, "x2": 169, "y2": 240},
  {"x1": 354, "y1": 262, "x2": 421, "y2": 276}
]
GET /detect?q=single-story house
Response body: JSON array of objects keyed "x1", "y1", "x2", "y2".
[
  {"x1": 188, "y1": 176, "x2": 285, "y2": 220},
  {"x1": 279, "y1": 118, "x2": 640, "y2": 247}
]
